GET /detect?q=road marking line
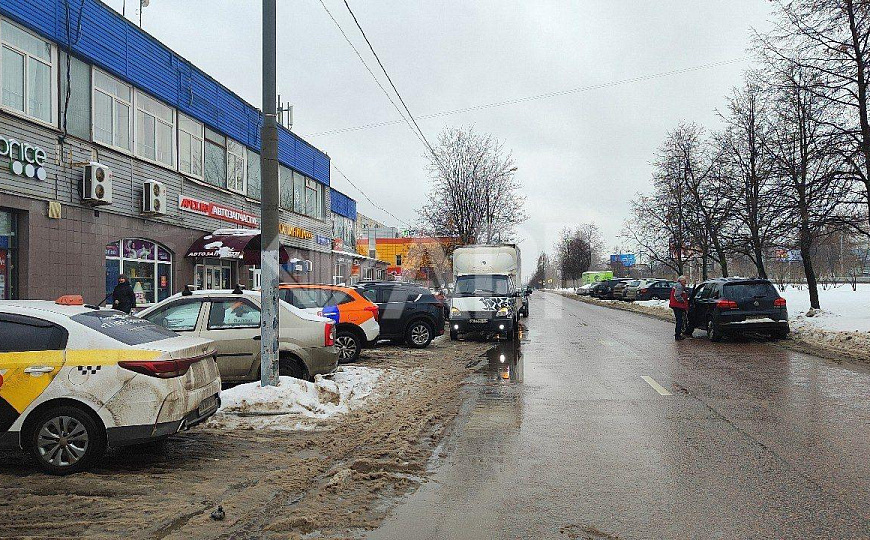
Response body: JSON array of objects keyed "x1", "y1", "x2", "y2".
[{"x1": 641, "y1": 376, "x2": 672, "y2": 396}]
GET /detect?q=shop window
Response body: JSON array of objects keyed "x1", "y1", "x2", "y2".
[
  {"x1": 227, "y1": 138, "x2": 247, "y2": 194},
  {"x1": 195, "y1": 259, "x2": 234, "y2": 290},
  {"x1": 0, "y1": 19, "x2": 55, "y2": 124},
  {"x1": 305, "y1": 178, "x2": 318, "y2": 218},
  {"x1": 178, "y1": 113, "x2": 204, "y2": 178},
  {"x1": 279, "y1": 165, "x2": 293, "y2": 209},
  {"x1": 396, "y1": 254, "x2": 402, "y2": 266},
  {"x1": 105, "y1": 239, "x2": 172, "y2": 306},
  {"x1": 0, "y1": 210, "x2": 17, "y2": 300},
  {"x1": 92, "y1": 68, "x2": 132, "y2": 151},
  {"x1": 135, "y1": 90, "x2": 175, "y2": 167},
  {"x1": 204, "y1": 127, "x2": 227, "y2": 189},
  {"x1": 247, "y1": 149, "x2": 261, "y2": 200}
]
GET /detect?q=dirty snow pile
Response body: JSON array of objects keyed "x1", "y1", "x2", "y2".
[{"x1": 207, "y1": 366, "x2": 382, "y2": 431}]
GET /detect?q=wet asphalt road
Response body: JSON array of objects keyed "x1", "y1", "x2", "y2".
[{"x1": 369, "y1": 292, "x2": 870, "y2": 540}]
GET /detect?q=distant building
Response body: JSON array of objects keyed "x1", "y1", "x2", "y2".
[{"x1": 357, "y1": 236, "x2": 459, "y2": 287}]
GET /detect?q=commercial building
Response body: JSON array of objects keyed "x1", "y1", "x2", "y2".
[
  {"x1": 357, "y1": 236, "x2": 457, "y2": 287},
  {"x1": 330, "y1": 189, "x2": 386, "y2": 284},
  {"x1": 0, "y1": 0, "x2": 345, "y2": 304}
]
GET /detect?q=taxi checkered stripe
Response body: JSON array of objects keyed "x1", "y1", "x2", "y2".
[{"x1": 77, "y1": 366, "x2": 102, "y2": 375}]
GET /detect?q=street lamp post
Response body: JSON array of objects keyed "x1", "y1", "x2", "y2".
[{"x1": 260, "y1": 0, "x2": 280, "y2": 386}]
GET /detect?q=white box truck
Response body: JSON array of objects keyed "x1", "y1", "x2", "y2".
[{"x1": 449, "y1": 244, "x2": 522, "y2": 341}]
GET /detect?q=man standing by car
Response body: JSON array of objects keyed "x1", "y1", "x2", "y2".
[
  {"x1": 669, "y1": 275, "x2": 690, "y2": 341},
  {"x1": 112, "y1": 275, "x2": 137, "y2": 314}
]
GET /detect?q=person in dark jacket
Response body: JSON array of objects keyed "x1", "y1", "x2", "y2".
[
  {"x1": 669, "y1": 275, "x2": 690, "y2": 341},
  {"x1": 112, "y1": 275, "x2": 137, "y2": 314}
]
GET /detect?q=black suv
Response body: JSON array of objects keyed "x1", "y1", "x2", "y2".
[
  {"x1": 592, "y1": 279, "x2": 629, "y2": 300},
  {"x1": 635, "y1": 279, "x2": 676, "y2": 301},
  {"x1": 688, "y1": 278, "x2": 789, "y2": 341},
  {"x1": 355, "y1": 282, "x2": 445, "y2": 348}
]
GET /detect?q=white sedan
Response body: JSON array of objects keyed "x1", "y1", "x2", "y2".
[{"x1": 0, "y1": 296, "x2": 220, "y2": 474}]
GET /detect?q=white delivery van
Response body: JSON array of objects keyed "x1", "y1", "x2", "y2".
[{"x1": 449, "y1": 244, "x2": 521, "y2": 341}]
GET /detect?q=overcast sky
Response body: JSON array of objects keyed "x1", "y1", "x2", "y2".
[{"x1": 108, "y1": 0, "x2": 774, "y2": 278}]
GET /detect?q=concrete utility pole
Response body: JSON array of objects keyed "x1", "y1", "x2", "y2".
[{"x1": 260, "y1": 0, "x2": 280, "y2": 387}]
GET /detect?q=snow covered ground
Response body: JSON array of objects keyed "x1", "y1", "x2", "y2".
[
  {"x1": 206, "y1": 366, "x2": 382, "y2": 431},
  {"x1": 778, "y1": 284, "x2": 870, "y2": 333}
]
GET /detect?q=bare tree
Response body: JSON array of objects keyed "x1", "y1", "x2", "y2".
[
  {"x1": 717, "y1": 75, "x2": 788, "y2": 278},
  {"x1": 761, "y1": 0, "x2": 870, "y2": 234},
  {"x1": 764, "y1": 60, "x2": 853, "y2": 309},
  {"x1": 418, "y1": 127, "x2": 527, "y2": 244},
  {"x1": 555, "y1": 224, "x2": 604, "y2": 286}
]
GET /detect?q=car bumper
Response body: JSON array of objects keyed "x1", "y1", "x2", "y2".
[
  {"x1": 304, "y1": 345, "x2": 340, "y2": 377},
  {"x1": 719, "y1": 319, "x2": 789, "y2": 333},
  {"x1": 359, "y1": 317, "x2": 381, "y2": 341},
  {"x1": 450, "y1": 317, "x2": 514, "y2": 335},
  {"x1": 107, "y1": 392, "x2": 221, "y2": 447}
]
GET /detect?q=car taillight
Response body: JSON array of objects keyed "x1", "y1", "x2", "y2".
[
  {"x1": 364, "y1": 304, "x2": 379, "y2": 322},
  {"x1": 716, "y1": 299, "x2": 739, "y2": 310},
  {"x1": 639, "y1": 288, "x2": 648, "y2": 293},
  {"x1": 325, "y1": 322, "x2": 335, "y2": 346},
  {"x1": 118, "y1": 352, "x2": 211, "y2": 378},
  {"x1": 774, "y1": 297, "x2": 787, "y2": 307}
]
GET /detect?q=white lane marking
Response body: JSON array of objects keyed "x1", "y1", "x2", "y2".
[{"x1": 641, "y1": 376, "x2": 672, "y2": 396}]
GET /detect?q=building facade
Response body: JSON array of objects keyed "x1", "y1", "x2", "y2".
[
  {"x1": 330, "y1": 189, "x2": 386, "y2": 284},
  {"x1": 0, "y1": 1, "x2": 344, "y2": 305},
  {"x1": 356, "y1": 236, "x2": 457, "y2": 287}
]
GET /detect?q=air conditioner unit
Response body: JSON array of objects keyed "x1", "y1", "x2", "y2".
[
  {"x1": 142, "y1": 179, "x2": 167, "y2": 215},
  {"x1": 81, "y1": 162, "x2": 112, "y2": 205}
]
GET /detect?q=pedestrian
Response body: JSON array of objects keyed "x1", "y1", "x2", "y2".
[
  {"x1": 669, "y1": 275, "x2": 690, "y2": 341},
  {"x1": 112, "y1": 275, "x2": 137, "y2": 314}
]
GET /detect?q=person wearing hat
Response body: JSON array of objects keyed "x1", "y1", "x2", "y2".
[{"x1": 112, "y1": 274, "x2": 137, "y2": 314}]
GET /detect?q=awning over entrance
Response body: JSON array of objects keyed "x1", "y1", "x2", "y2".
[{"x1": 185, "y1": 229, "x2": 290, "y2": 265}]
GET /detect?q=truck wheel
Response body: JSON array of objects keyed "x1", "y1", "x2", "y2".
[
  {"x1": 450, "y1": 330, "x2": 459, "y2": 341},
  {"x1": 406, "y1": 320, "x2": 434, "y2": 348},
  {"x1": 28, "y1": 405, "x2": 106, "y2": 475}
]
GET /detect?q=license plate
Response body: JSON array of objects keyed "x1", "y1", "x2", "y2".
[
  {"x1": 745, "y1": 315, "x2": 765, "y2": 320},
  {"x1": 197, "y1": 396, "x2": 218, "y2": 416},
  {"x1": 469, "y1": 318, "x2": 489, "y2": 324}
]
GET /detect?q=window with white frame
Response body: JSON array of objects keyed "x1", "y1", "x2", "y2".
[
  {"x1": 226, "y1": 138, "x2": 247, "y2": 194},
  {"x1": 178, "y1": 113, "x2": 203, "y2": 178},
  {"x1": 305, "y1": 178, "x2": 318, "y2": 218},
  {"x1": 92, "y1": 68, "x2": 132, "y2": 151},
  {"x1": 135, "y1": 90, "x2": 175, "y2": 167},
  {"x1": 1, "y1": 19, "x2": 56, "y2": 124},
  {"x1": 204, "y1": 127, "x2": 226, "y2": 189}
]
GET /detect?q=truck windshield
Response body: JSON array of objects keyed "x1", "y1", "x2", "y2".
[{"x1": 454, "y1": 275, "x2": 511, "y2": 296}]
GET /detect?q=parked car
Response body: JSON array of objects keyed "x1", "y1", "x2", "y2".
[
  {"x1": 687, "y1": 278, "x2": 789, "y2": 342},
  {"x1": 575, "y1": 283, "x2": 595, "y2": 296},
  {"x1": 0, "y1": 296, "x2": 220, "y2": 474},
  {"x1": 614, "y1": 279, "x2": 641, "y2": 300},
  {"x1": 623, "y1": 279, "x2": 652, "y2": 301},
  {"x1": 139, "y1": 289, "x2": 337, "y2": 382},
  {"x1": 593, "y1": 279, "x2": 630, "y2": 300},
  {"x1": 355, "y1": 281, "x2": 445, "y2": 348},
  {"x1": 588, "y1": 282, "x2": 606, "y2": 297},
  {"x1": 634, "y1": 279, "x2": 677, "y2": 301},
  {"x1": 279, "y1": 284, "x2": 379, "y2": 362}
]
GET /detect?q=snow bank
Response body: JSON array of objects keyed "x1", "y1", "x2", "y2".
[
  {"x1": 207, "y1": 366, "x2": 382, "y2": 431},
  {"x1": 778, "y1": 284, "x2": 870, "y2": 333}
]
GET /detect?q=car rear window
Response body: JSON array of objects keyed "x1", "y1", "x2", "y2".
[
  {"x1": 723, "y1": 282, "x2": 779, "y2": 301},
  {"x1": 71, "y1": 310, "x2": 177, "y2": 346}
]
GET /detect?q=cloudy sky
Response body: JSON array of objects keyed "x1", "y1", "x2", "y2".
[{"x1": 108, "y1": 0, "x2": 774, "y2": 277}]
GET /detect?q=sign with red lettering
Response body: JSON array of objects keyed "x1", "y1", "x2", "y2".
[{"x1": 178, "y1": 195, "x2": 259, "y2": 227}]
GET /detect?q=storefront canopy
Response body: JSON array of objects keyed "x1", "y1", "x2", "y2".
[{"x1": 185, "y1": 229, "x2": 290, "y2": 265}]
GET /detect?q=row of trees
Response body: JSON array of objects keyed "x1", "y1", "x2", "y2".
[
  {"x1": 624, "y1": 0, "x2": 870, "y2": 309},
  {"x1": 527, "y1": 224, "x2": 604, "y2": 288}
]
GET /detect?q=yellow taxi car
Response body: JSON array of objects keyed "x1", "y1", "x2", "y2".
[{"x1": 0, "y1": 296, "x2": 220, "y2": 475}]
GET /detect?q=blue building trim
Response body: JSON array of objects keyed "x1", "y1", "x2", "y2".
[
  {"x1": 1, "y1": 0, "x2": 330, "y2": 186},
  {"x1": 330, "y1": 188, "x2": 357, "y2": 220}
]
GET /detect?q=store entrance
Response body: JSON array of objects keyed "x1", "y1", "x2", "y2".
[{"x1": 195, "y1": 259, "x2": 236, "y2": 290}]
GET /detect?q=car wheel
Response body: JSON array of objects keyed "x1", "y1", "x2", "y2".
[
  {"x1": 706, "y1": 317, "x2": 723, "y2": 343},
  {"x1": 406, "y1": 320, "x2": 434, "y2": 348},
  {"x1": 279, "y1": 355, "x2": 309, "y2": 380},
  {"x1": 335, "y1": 330, "x2": 362, "y2": 363},
  {"x1": 450, "y1": 330, "x2": 459, "y2": 341},
  {"x1": 28, "y1": 405, "x2": 105, "y2": 475}
]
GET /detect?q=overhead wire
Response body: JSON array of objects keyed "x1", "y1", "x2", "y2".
[
  {"x1": 308, "y1": 57, "x2": 747, "y2": 137},
  {"x1": 331, "y1": 162, "x2": 412, "y2": 228}
]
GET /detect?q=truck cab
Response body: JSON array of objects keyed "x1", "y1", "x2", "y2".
[{"x1": 449, "y1": 245, "x2": 521, "y2": 341}]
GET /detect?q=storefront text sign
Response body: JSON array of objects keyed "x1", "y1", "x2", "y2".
[
  {"x1": 0, "y1": 135, "x2": 47, "y2": 181},
  {"x1": 279, "y1": 223, "x2": 313, "y2": 240},
  {"x1": 178, "y1": 195, "x2": 259, "y2": 227}
]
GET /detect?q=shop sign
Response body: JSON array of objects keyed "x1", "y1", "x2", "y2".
[
  {"x1": 316, "y1": 235, "x2": 331, "y2": 246},
  {"x1": 278, "y1": 223, "x2": 313, "y2": 240},
  {"x1": 0, "y1": 135, "x2": 47, "y2": 180},
  {"x1": 178, "y1": 195, "x2": 259, "y2": 227}
]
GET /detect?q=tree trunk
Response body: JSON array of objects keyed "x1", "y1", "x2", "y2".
[
  {"x1": 799, "y1": 221, "x2": 820, "y2": 309},
  {"x1": 846, "y1": 0, "x2": 870, "y2": 235},
  {"x1": 752, "y1": 243, "x2": 768, "y2": 279}
]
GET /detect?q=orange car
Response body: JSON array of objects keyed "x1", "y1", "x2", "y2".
[{"x1": 279, "y1": 284, "x2": 379, "y2": 362}]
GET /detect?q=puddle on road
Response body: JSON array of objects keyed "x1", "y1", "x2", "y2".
[{"x1": 476, "y1": 323, "x2": 529, "y2": 382}]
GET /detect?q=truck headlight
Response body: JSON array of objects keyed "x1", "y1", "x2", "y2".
[
  {"x1": 496, "y1": 307, "x2": 510, "y2": 317},
  {"x1": 450, "y1": 307, "x2": 461, "y2": 316}
]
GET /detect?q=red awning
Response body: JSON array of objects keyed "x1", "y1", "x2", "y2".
[{"x1": 185, "y1": 229, "x2": 290, "y2": 265}]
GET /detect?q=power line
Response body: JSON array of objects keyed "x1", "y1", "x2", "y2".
[
  {"x1": 308, "y1": 57, "x2": 747, "y2": 137},
  {"x1": 340, "y1": 0, "x2": 438, "y2": 157},
  {"x1": 331, "y1": 161, "x2": 412, "y2": 228},
  {"x1": 315, "y1": 0, "x2": 428, "y2": 149}
]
